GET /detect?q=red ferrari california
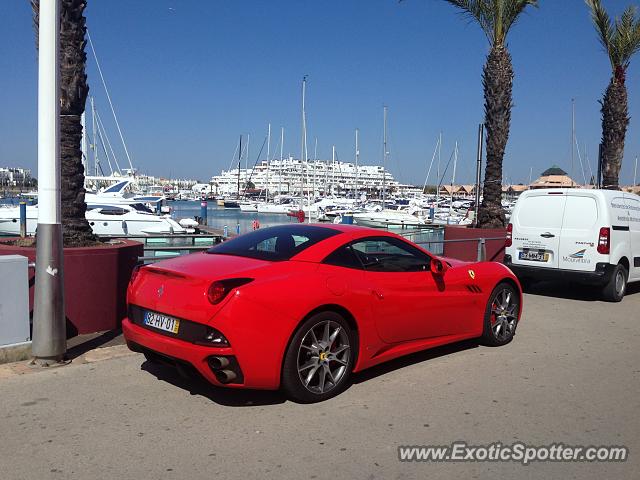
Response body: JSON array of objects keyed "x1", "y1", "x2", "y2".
[{"x1": 123, "y1": 224, "x2": 522, "y2": 403}]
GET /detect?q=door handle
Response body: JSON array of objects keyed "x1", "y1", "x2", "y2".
[
  {"x1": 371, "y1": 290, "x2": 384, "y2": 300},
  {"x1": 540, "y1": 232, "x2": 555, "y2": 238}
]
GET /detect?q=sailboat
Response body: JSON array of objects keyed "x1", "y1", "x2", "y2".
[
  {"x1": 353, "y1": 106, "x2": 430, "y2": 228},
  {"x1": 224, "y1": 135, "x2": 242, "y2": 208}
]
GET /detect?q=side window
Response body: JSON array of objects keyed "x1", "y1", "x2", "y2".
[
  {"x1": 350, "y1": 237, "x2": 431, "y2": 272},
  {"x1": 323, "y1": 245, "x2": 364, "y2": 270}
]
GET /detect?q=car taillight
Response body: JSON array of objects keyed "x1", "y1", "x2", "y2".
[
  {"x1": 206, "y1": 278, "x2": 254, "y2": 305},
  {"x1": 597, "y1": 227, "x2": 610, "y2": 254},
  {"x1": 129, "y1": 264, "x2": 142, "y2": 286},
  {"x1": 505, "y1": 223, "x2": 513, "y2": 247}
]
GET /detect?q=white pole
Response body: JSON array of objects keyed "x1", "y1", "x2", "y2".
[
  {"x1": 266, "y1": 125, "x2": 270, "y2": 198},
  {"x1": 32, "y1": 0, "x2": 66, "y2": 363},
  {"x1": 634, "y1": 156, "x2": 638, "y2": 187}
]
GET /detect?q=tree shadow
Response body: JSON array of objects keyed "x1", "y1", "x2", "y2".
[{"x1": 65, "y1": 328, "x2": 123, "y2": 360}]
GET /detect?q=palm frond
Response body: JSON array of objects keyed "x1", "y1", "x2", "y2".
[
  {"x1": 501, "y1": 0, "x2": 539, "y2": 41},
  {"x1": 444, "y1": 0, "x2": 494, "y2": 43},
  {"x1": 444, "y1": 0, "x2": 536, "y2": 46}
]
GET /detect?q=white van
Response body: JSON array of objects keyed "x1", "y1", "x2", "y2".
[{"x1": 504, "y1": 188, "x2": 640, "y2": 301}]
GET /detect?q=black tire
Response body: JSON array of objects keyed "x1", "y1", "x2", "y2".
[
  {"x1": 481, "y1": 282, "x2": 520, "y2": 347},
  {"x1": 602, "y1": 263, "x2": 628, "y2": 302},
  {"x1": 281, "y1": 311, "x2": 355, "y2": 403}
]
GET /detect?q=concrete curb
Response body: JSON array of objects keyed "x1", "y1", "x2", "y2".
[
  {"x1": 0, "y1": 342, "x2": 32, "y2": 365},
  {"x1": 0, "y1": 344, "x2": 138, "y2": 381}
]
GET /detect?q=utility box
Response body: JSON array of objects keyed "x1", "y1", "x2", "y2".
[{"x1": 0, "y1": 255, "x2": 30, "y2": 346}]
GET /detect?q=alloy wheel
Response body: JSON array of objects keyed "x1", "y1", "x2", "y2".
[
  {"x1": 297, "y1": 320, "x2": 351, "y2": 394},
  {"x1": 490, "y1": 288, "x2": 519, "y2": 342}
]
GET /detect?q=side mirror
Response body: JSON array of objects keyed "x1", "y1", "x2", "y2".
[{"x1": 431, "y1": 258, "x2": 449, "y2": 276}]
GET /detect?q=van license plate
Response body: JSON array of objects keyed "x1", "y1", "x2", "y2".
[
  {"x1": 519, "y1": 251, "x2": 549, "y2": 262},
  {"x1": 144, "y1": 311, "x2": 180, "y2": 334}
]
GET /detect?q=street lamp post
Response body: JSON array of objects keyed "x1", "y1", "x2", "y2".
[{"x1": 31, "y1": 0, "x2": 66, "y2": 365}]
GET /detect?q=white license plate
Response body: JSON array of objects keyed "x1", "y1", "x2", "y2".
[
  {"x1": 519, "y1": 250, "x2": 549, "y2": 262},
  {"x1": 143, "y1": 311, "x2": 180, "y2": 334}
]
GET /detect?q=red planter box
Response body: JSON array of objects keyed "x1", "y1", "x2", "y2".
[
  {"x1": 0, "y1": 239, "x2": 143, "y2": 336},
  {"x1": 443, "y1": 226, "x2": 506, "y2": 263}
]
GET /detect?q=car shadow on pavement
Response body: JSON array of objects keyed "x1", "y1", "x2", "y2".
[
  {"x1": 351, "y1": 339, "x2": 480, "y2": 385},
  {"x1": 140, "y1": 360, "x2": 287, "y2": 407},
  {"x1": 522, "y1": 280, "x2": 640, "y2": 301}
]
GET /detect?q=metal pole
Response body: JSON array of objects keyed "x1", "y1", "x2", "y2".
[
  {"x1": 474, "y1": 123, "x2": 484, "y2": 227},
  {"x1": 19, "y1": 202, "x2": 27, "y2": 238},
  {"x1": 32, "y1": 0, "x2": 66, "y2": 364},
  {"x1": 477, "y1": 238, "x2": 486, "y2": 262},
  {"x1": 634, "y1": 156, "x2": 638, "y2": 187},
  {"x1": 200, "y1": 200, "x2": 208, "y2": 226}
]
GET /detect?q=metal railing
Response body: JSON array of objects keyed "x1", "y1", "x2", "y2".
[{"x1": 411, "y1": 236, "x2": 506, "y2": 262}]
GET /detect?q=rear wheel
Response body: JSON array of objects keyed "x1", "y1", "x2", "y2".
[
  {"x1": 281, "y1": 312, "x2": 355, "y2": 403},
  {"x1": 481, "y1": 282, "x2": 520, "y2": 347},
  {"x1": 602, "y1": 263, "x2": 628, "y2": 302}
]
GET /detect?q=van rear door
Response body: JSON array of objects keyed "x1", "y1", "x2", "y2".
[
  {"x1": 623, "y1": 193, "x2": 640, "y2": 281},
  {"x1": 512, "y1": 192, "x2": 566, "y2": 269},
  {"x1": 558, "y1": 194, "x2": 600, "y2": 272}
]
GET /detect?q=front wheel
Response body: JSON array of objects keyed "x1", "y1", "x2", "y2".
[
  {"x1": 481, "y1": 282, "x2": 520, "y2": 347},
  {"x1": 281, "y1": 312, "x2": 355, "y2": 403}
]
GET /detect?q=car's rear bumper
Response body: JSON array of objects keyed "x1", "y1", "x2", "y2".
[
  {"x1": 504, "y1": 255, "x2": 613, "y2": 285},
  {"x1": 122, "y1": 318, "x2": 273, "y2": 390}
]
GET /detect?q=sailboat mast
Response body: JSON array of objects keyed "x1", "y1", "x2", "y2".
[
  {"x1": 355, "y1": 128, "x2": 360, "y2": 199},
  {"x1": 266, "y1": 123, "x2": 271, "y2": 199},
  {"x1": 571, "y1": 98, "x2": 575, "y2": 179},
  {"x1": 383, "y1": 106, "x2": 388, "y2": 207},
  {"x1": 300, "y1": 76, "x2": 308, "y2": 202},
  {"x1": 279, "y1": 127, "x2": 284, "y2": 195},
  {"x1": 91, "y1": 97, "x2": 98, "y2": 176},
  {"x1": 634, "y1": 156, "x2": 638, "y2": 187},
  {"x1": 237, "y1": 134, "x2": 242, "y2": 197}
]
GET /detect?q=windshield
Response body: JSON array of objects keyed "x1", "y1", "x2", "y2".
[{"x1": 208, "y1": 225, "x2": 341, "y2": 261}]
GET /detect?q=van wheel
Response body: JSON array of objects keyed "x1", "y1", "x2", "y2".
[{"x1": 602, "y1": 264, "x2": 628, "y2": 302}]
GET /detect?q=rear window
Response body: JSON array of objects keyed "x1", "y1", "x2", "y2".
[
  {"x1": 517, "y1": 195, "x2": 566, "y2": 228},
  {"x1": 562, "y1": 196, "x2": 598, "y2": 230},
  {"x1": 207, "y1": 225, "x2": 341, "y2": 261}
]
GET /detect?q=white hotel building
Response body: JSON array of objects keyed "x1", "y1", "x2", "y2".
[{"x1": 211, "y1": 157, "x2": 411, "y2": 196}]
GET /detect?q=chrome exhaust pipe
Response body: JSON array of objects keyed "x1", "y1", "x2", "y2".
[
  {"x1": 216, "y1": 369, "x2": 237, "y2": 384},
  {"x1": 209, "y1": 356, "x2": 230, "y2": 369}
]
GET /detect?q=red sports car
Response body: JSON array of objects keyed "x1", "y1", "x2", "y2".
[{"x1": 123, "y1": 224, "x2": 522, "y2": 403}]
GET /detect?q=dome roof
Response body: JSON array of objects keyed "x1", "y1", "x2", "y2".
[{"x1": 541, "y1": 165, "x2": 567, "y2": 176}]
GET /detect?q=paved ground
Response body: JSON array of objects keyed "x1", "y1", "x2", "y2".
[{"x1": 1, "y1": 281, "x2": 639, "y2": 480}]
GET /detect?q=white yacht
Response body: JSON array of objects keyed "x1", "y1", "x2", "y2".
[
  {"x1": 352, "y1": 207, "x2": 431, "y2": 228},
  {"x1": 0, "y1": 202, "x2": 185, "y2": 236}
]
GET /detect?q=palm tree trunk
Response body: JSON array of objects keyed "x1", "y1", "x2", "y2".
[
  {"x1": 31, "y1": 0, "x2": 96, "y2": 246},
  {"x1": 600, "y1": 75, "x2": 629, "y2": 190},
  {"x1": 477, "y1": 45, "x2": 512, "y2": 229}
]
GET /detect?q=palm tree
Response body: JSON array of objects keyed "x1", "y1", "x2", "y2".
[
  {"x1": 586, "y1": 0, "x2": 640, "y2": 190},
  {"x1": 442, "y1": 0, "x2": 537, "y2": 228},
  {"x1": 31, "y1": 0, "x2": 96, "y2": 246}
]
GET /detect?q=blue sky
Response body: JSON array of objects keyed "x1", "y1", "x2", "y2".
[{"x1": 1, "y1": 0, "x2": 639, "y2": 186}]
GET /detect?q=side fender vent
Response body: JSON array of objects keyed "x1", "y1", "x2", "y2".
[{"x1": 466, "y1": 285, "x2": 482, "y2": 294}]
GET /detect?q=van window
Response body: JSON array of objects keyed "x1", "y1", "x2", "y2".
[
  {"x1": 562, "y1": 196, "x2": 598, "y2": 230},
  {"x1": 517, "y1": 195, "x2": 565, "y2": 228}
]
